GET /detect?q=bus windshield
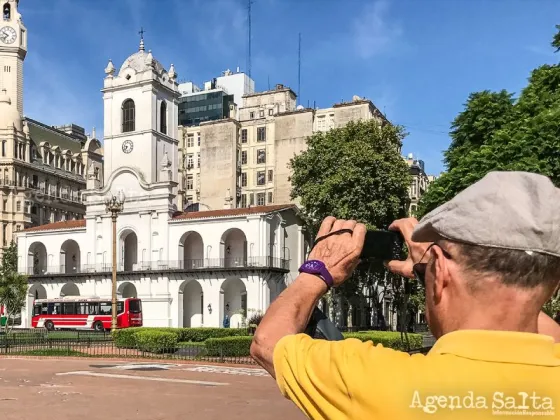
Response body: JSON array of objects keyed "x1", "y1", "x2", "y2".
[{"x1": 129, "y1": 299, "x2": 141, "y2": 313}]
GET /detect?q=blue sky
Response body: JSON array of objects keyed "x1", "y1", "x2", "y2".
[{"x1": 19, "y1": 0, "x2": 560, "y2": 175}]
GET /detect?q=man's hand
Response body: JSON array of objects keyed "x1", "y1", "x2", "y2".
[
  {"x1": 308, "y1": 217, "x2": 367, "y2": 287},
  {"x1": 386, "y1": 217, "x2": 432, "y2": 279},
  {"x1": 251, "y1": 216, "x2": 366, "y2": 377}
]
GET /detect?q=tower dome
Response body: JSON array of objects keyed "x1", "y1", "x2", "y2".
[
  {"x1": 118, "y1": 37, "x2": 164, "y2": 76},
  {"x1": 0, "y1": 89, "x2": 22, "y2": 131}
]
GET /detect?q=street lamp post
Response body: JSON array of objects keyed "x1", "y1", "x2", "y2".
[{"x1": 105, "y1": 192, "x2": 125, "y2": 332}]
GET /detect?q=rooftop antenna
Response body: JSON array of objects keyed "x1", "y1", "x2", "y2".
[
  {"x1": 298, "y1": 32, "x2": 302, "y2": 104},
  {"x1": 247, "y1": 0, "x2": 254, "y2": 78}
]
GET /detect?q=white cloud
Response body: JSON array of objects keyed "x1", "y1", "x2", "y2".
[{"x1": 352, "y1": 0, "x2": 402, "y2": 59}]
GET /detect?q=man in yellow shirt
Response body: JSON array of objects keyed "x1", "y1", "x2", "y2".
[{"x1": 251, "y1": 171, "x2": 560, "y2": 419}]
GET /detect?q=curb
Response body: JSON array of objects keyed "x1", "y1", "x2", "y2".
[{"x1": 0, "y1": 355, "x2": 262, "y2": 370}]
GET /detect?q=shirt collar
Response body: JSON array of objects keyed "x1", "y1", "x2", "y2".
[{"x1": 428, "y1": 329, "x2": 560, "y2": 367}]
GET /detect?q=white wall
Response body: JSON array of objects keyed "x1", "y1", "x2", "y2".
[{"x1": 17, "y1": 208, "x2": 303, "y2": 328}]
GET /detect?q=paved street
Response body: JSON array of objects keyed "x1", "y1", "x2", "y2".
[{"x1": 0, "y1": 358, "x2": 303, "y2": 420}]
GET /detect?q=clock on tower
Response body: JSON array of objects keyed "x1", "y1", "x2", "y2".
[{"x1": 0, "y1": 0, "x2": 27, "y2": 117}]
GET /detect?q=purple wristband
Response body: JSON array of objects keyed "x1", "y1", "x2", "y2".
[{"x1": 298, "y1": 260, "x2": 334, "y2": 289}]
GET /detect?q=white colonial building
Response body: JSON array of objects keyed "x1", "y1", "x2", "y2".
[{"x1": 16, "y1": 37, "x2": 309, "y2": 328}]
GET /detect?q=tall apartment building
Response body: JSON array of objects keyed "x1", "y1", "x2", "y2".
[
  {"x1": 215, "y1": 68, "x2": 255, "y2": 118},
  {"x1": 178, "y1": 83, "x2": 386, "y2": 211},
  {"x1": 177, "y1": 69, "x2": 255, "y2": 127},
  {"x1": 178, "y1": 81, "x2": 235, "y2": 127},
  {"x1": 0, "y1": 0, "x2": 103, "y2": 253},
  {"x1": 404, "y1": 153, "x2": 435, "y2": 217}
]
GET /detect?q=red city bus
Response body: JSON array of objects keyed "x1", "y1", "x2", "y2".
[{"x1": 31, "y1": 296, "x2": 143, "y2": 331}]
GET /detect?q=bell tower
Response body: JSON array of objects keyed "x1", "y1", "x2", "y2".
[
  {"x1": 0, "y1": 0, "x2": 27, "y2": 117},
  {"x1": 101, "y1": 34, "x2": 179, "y2": 189}
]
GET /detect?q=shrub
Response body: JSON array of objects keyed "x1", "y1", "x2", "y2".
[
  {"x1": 204, "y1": 336, "x2": 253, "y2": 357},
  {"x1": 177, "y1": 341, "x2": 206, "y2": 348},
  {"x1": 112, "y1": 327, "x2": 248, "y2": 348},
  {"x1": 343, "y1": 331, "x2": 422, "y2": 351},
  {"x1": 178, "y1": 328, "x2": 248, "y2": 342},
  {"x1": 247, "y1": 310, "x2": 264, "y2": 327},
  {"x1": 135, "y1": 330, "x2": 178, "y2": 354},
  {"x1": 112, "y1": 328, "x2": 142, "y2": 348}
]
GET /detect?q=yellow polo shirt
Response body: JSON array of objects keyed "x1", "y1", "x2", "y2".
[{"x1": 273, "y1": 330, "x2": 560, "y2": 419}]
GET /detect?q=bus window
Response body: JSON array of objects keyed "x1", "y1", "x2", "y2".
[
  {"x1": 87, "y1": 303, "x2": 99, "y2": 315},
  {"x1": 41, "y1": 303, "x2": 48, "y2": 314},
  {"x1": 77, "y1": 303, "x2": 87, "y2": 315},
  {"x1": 33, "y1": 305, "x2": 41, "y2": 316},
  {"x1": 117, "y1": 302, "x2": 124, "y2": 314},
  {"x1": 129, "y1": 299, "x2": 141, "y2": 314},
  {"x1": 99, "y1": 302, "x2": 111, "y2": 315},
  {"x1": 47, "y1": 303, "x2": 55, "y2": 314},
  {"x1": 62, "y1": 302, "x2": 75, "y2": 315},
  {"x1": 51, "y1": 303, "x2": 61, "y2": 315}
]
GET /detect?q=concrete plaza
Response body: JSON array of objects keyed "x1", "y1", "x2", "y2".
[{"x1": 0, "y1": 358, "x2": 303, "y2": 420}]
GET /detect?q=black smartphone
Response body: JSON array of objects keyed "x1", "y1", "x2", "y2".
[{"x1": 360, "y1": 230, "x2": 405, "y2": 261}]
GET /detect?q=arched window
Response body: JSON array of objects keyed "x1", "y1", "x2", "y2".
[
  {"x1": 3, "y1": 3, "x2": 10, "y2": 21},
  {"x1": 122, "y1": 99, "x2": 135, "y2": 133},
  {"x1": 160, "y1": 101, "x2": 167, "y2": 135}
]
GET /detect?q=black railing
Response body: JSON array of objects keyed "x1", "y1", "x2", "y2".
[
  {"x1": 0, "y1": 330, "x2": 431, "y2": 362},
  {"x1": 23, "y1": 257, "x2": 290, "y2": 276},
  {"x1": 0, "y1": 330, "x2": 255, "y2": 364}
]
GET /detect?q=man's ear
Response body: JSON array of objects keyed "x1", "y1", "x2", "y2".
[{"x1": 431, "y1": 246, "x2": 451, "y2": 304}]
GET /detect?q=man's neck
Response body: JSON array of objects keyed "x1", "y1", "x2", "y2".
[{"x1": 446, "y1": 292, "x2": 542, "y2": 335}]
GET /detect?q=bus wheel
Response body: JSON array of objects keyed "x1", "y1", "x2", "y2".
[
  {"x1": 45, "y1": 321, "x2": 54, "y2": 332},
  {"x1": 93, "y1": 321, "x2": 104, "y2": 332}
]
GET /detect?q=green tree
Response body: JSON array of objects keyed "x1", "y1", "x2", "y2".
[
  {"x1": 2, "y1": 241, "x2": 18, "y2": 275},
  {"x1": 542, "y1": 292, "x2": 560, "y2": 318},
  {"x1": 417, "y1": 25, "x2": 560, "y2": 315},
  {"x1": 552, "y1": 24, "x2": 560, "y2": 52},
  {"x1": 290, "y1": 119, "x2": 410, "y2": 231},
  {"x1": 0, "y1": 242, "x2": 27, "y2": 333},
  {"x1": 418, "y1": 27, "x2": 560, "y2": 217},
  {"x1": 444, "y1": 90, "x2": 515, "y2": 170},
  {"x1": 290, "y1": 119, "x2": 413, "y2": 333}
]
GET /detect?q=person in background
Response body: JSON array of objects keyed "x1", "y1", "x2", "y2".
[{"x1": 251, "y1": 171, "x2": 560, "y2": 420}]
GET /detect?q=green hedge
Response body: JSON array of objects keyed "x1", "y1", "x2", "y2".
[
  {"x1": 111, "y1": 328, "x2": 140, "y2": 348},
  {"x1": 179, "y1": 328, "x2": 247, "y2": 342},
  {"x1": 112, "y1": 328, "x2": 422, "y2": 354},
  {"x1": 177, "y1": 341, "x2": 207, "y2": 348},
  {"x1": 343, "y1": 331, "x2": 422, "y2": 351},
  {"x1": 205, "y1": 336, "x2": 253, "y2": 357},
  {"x1": 135, "y1": 330, "x2": 178, "y2": 354},
  {"x1": 112, "y1": 327, "x2": 248, "y2": 349},
  {"x1": 203, "y1": 332, "x2": 422, "y2": 358}
]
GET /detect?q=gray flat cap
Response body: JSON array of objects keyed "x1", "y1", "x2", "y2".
[{"x1": 412, "y1": 171, "x2": 560, "y2": 257}]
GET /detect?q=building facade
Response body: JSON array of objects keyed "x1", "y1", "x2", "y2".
[
  {"x1": 0, "y1": 0, "x2": 102, "y2": 256},
  {"x1": 16, "y1": 39, "x2": 309, "y2": 329},
  {"x1": 178, "y1": 81, "x2": 235, "y2": 127},
  {"x1": 404, "y1": 153, "x2": 434, "y2": 217},
  {"x1": 178, "y1": 86, "x2": 387, "y2": 211},
  {"x1": 177, "y1": 68, "x2": 255, "y2": 127}
]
